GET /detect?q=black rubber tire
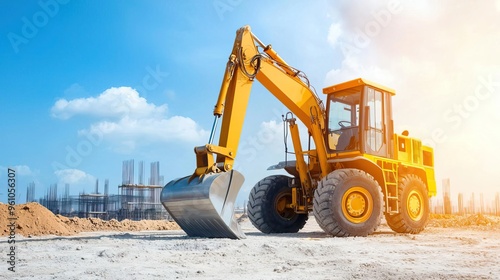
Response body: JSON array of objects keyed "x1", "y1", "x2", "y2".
[
  {"x1": 385, "y1": 174, "x2": 429, "y2": 234},
  {"x1": 247, "y1": 175, "x2": 308, "y2": 234},
  {"x1": 313, "y1": 169, "x2": 383, "y2": 237}
]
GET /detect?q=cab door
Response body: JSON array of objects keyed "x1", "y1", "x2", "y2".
[{"x1": 363, "y1": 87, "x2": 390, "y2": 157}]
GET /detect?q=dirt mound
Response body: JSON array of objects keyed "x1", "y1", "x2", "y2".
[
  {"x1": 1, "y1": 202, "x2": 72, "y2": 236},
  {"x1": 429, "y1": 213, "x2": 500, "y2": 228},
  {"x1": 57, "y1": 216, "x2": 180, "y2": 233},
  {"x1": 0, "y1": 202, "x2": 179, "y2": 237}
]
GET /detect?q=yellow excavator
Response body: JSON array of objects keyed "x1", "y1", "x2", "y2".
[{"x1": 161, "y1": 26, "x2": 436, "y2": 239}]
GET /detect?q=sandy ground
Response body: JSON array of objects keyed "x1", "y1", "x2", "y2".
[{"x1": 2, "y1": 217, "x2": 500, "y2": 280}]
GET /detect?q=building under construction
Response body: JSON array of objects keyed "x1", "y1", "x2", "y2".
[
  {"x1": 430, "y1": 178, "x2": 500, "y2": 215},
  {"x1": 118, "y1": 160, "x2": 167, "y2": 220},
  {"x1": 38, "y1": 160, "x2": 171, "y2": 221}
]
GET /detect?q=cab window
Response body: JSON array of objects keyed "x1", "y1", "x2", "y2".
[{"x1": 327, "y1": 91, "x2": 361, "y2": 151}]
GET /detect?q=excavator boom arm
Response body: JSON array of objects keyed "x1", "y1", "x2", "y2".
[
  {"x1": 161, "y1": 26, "x2": 330, "y2": 239},
  {"x1": 200, "y1": 25, "x2": 329, "y2": 177}
]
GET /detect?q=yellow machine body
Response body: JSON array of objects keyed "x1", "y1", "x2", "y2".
[{"x1": 161, "y1": 26, "x2": 436, "y2": 239}]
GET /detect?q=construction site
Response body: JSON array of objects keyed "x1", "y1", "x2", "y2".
[
  {"x1": 31, "y1": 160, "x2": 171, "y2": 221},
  {"x1": 5, "y1": 2, "x2": 500, "y2": 277},
  {"x1": 430, "y1": 179, "x2": 500, "y2": 216},
  {"x1": 27, "y1": 167, "x2": 500, "y2": 220}
]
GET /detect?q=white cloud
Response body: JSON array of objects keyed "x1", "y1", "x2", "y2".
[
  {"x1": 14, "y1": 165, "x2": 35, "y2": 176},
  {"x1": 79, "y1": 115, "x2": 207, "y2": 144},
  {"x1": 54, "y1": 169, "x2": 95, "y2": 185},
  {"x1": 325, "y1": 56, "x2": 394, "y2": 86},
  {"x1": 327, "y1": 23, "x2": 342, "y2": 47},
  {"x1": 0, "y1": 165, "x2": 36, "y2": 176},
  {"x1": 51, "y1": 86, "x2": 208, "y2": 152},
  {"x1": 63, "y1": 83, "x2": 88, "y2": 97},
  {"x1": 51, "y1": 87, "x2": 167, "y2": 120}
]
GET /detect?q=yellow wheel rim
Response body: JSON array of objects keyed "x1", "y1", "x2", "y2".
[
  {"x1": 275, "y1": 193, "x2": 294, "y2": 220},
  {"x1": 276, "y1": 195, "x2": 286, "y2": 212},
  {"x1": 341, "y1": 186, "x2": 373, "y2": 224},
  {"x1": 407, "y1": 190, "x2": 423, "y2": 221}
]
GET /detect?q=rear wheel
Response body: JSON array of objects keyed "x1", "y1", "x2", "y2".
[
  {"x1": 247, "y1": 175, "x2": 308, "y2": 233},
  {"x1": 385, "y1": 174, "x2": 429, "y2": 234},
  {"x1": 313, "y1": 169, "x2": 383, "y2": 237}
]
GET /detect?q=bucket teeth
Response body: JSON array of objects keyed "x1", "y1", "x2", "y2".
[{"x1": 161, "y1": 170, "x2": 246, "y2": 239}]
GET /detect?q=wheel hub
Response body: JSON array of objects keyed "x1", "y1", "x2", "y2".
[
  {"x1": 341, "y1": 186, "x2": 373, "y2": 224},
  {"x1": 407, "y1": 190, "x2": 423, "y2": 220},
  {"x1": 275, "y1": 193, "x2": 294, "y2": 220},
  {"x1": 346, "y1": 193, "x2": 366, "y2": 217}
]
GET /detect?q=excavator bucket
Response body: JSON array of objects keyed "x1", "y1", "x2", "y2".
[{"x1": 160, "y1": 170, "x2": 246, "y2": 239}]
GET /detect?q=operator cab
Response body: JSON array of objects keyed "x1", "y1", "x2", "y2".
[{"x1": 323, "y1": 78, "x2": 395, "y2": 159}]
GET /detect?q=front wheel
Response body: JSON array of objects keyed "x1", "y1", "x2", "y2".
[
  {"x1": 313, "y1": 169, "x2": 383, "y2": 237},
  {"x1": 247, "y1": 175, "x2": 308, "y2": 233},
  {"x1": 385, "y1": 174, "x2": 430, "y2": 234}
]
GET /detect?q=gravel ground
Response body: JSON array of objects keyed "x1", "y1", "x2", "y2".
[{"x1": 2, "y1": 217, "x2": 500, "y2": 279}]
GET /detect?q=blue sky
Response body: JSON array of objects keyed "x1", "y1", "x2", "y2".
[{"x1": 1, "y1": 1, "x2": 500, "y2": 207}]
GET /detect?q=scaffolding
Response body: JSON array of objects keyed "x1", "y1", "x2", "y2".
[
  {"x1": 432, "y1": 192, "x2": 500, "y2": 215},
  {"x1": 26, "y1": 182, "x2": 36, "y2": 203},
  {"x1": 442, "y1": 178, "x2": 452, "y2": 214},
  {"x1": 116, "y1": 159, "x2": 169, "y2": 220},
  {"x1": 118, "y1": 184, "x2": 168, "y2": 220},
  {"x1": 40, "y1": 183, "x2": 59, "y2": 214},
  {"x1": 496, "y1": 193, "x2": 500, "y2": 216}
]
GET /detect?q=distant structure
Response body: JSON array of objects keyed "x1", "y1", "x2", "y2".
[
  {"x1": 118, "y1": 160, "x2": 169, "y2": 220},
  {"x1": 138, "y1": 160, "x2": 145, "y2": 185},
  {"x1": 36, "y1": 161, "x2": 167, "y2": 220},
  {"x1": 429, "y1": 179, "x2": 499, "y2": 216},
  {"x1": 496, "y1": 193, "x2": 500, "y2": 215},
  {"x1": 40, "y1": 183, "x2": 59, "y2": 214},
  {"x1": 442, "y1": 178, "x2": 451, "y2": 214},
  {"x1": 122, "y1": 159, "x2": 135, "y2": 185},
  {"x1": 480, "y1": 193, "x2": 485, "y2": 214},
  {"x1": 458, "y1": 193, "x2": 464, "y2": 215},
  {"x1": 470, "y1": 193, "x2": 476, "y2": 214},
  {"x1": 149, "y1": 161, "x2": 160, "y2": 185},
  {"x1": 61, "y1": 183, "x2": 71, "y2": 215},
  {"x1": 78, "y1": 179, "x2": 109, "y2": 219},
  {"x1": 26, "y1": 182, "x2": 36, "y2": 203}
]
